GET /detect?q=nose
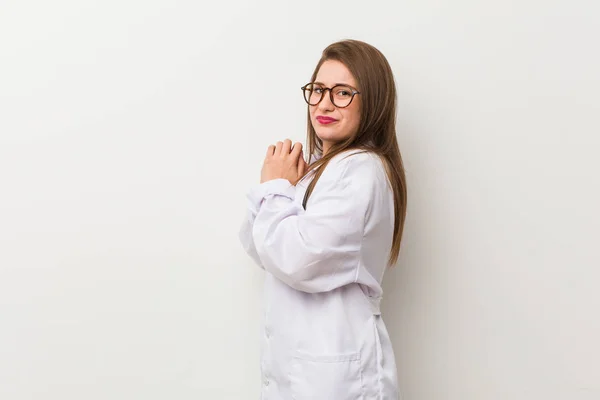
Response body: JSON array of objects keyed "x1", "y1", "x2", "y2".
[{"x1": 317, "y1": 89, "x2": 335, "y2": 112}]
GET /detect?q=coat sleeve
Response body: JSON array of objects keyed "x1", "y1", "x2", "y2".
[
  {"x1": 238, "y1": 178, "x2": 296, "y2": 269},
  {"x1": 251, "y1": 155, "x2": 376, "y2": 293}
]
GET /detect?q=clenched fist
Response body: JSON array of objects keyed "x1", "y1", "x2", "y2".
[{"x1": 261, "y1": 139, "x2": 308, "y2": 185}]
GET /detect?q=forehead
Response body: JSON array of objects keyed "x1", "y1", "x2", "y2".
[{"x1": 315, "y1": 60, "x2": 356, "y2": 87}]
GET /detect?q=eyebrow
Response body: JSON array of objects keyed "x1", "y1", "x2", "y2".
[{"x1": 313, "y1": 81, "x2": 356, "y2": 88}]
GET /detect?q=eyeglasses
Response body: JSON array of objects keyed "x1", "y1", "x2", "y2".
[{"x1": 301, "y1": 83, "x2": 360, "y2": 108}]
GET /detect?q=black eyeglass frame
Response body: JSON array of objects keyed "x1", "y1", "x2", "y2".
[{"x1": 300, "y1": 83, "x2": 361, "y2": 108}]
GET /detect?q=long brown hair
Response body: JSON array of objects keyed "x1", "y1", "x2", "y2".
[{"x1": 301, "y1": 39, "x2": 407, "y2": 267}]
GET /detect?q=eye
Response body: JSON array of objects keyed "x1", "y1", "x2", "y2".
[
  {"x1": 313, "y1": 87, "x2": 324, "y2": 94},
  {"x1": 336, "y1": 88, "x2": 352, "y2": 97}
]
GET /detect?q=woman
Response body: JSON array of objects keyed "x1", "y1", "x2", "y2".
[{"x1": 239, "y1": 39, "x2": 407, "y2": 400}]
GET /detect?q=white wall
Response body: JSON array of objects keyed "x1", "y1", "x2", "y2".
[{"x1": 1, "y1": 1, "x2": 598, "y2": 399}]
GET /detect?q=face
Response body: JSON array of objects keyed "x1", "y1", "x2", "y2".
[{"x1": 308, "y1": 60, "x2": 361, "y2": 155}]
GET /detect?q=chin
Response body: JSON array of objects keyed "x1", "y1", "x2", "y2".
[{"x1": 315, "y1": 129, "x2": 342, "y2": 142}]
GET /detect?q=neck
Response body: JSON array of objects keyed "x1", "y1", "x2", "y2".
[{"x1": 322, "y1": 141, "x2": 332, "y2": 157}]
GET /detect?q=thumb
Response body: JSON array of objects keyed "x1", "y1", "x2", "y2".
[{"x1": 298, "y1": 150, "x2": 307, "y2": 175}]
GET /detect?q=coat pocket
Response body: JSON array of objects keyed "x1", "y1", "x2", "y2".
[{"x1": 290, "y1": 350, "x2": 365, "y2": 400}]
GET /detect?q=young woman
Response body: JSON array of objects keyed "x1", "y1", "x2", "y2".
[{"x1": 239, "y1": 39, "x2": 407, "y2": 400}]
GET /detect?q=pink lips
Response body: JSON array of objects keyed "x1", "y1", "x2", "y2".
[{"x1": 316, "y1": 116, "x2": 338, "y2": 125}]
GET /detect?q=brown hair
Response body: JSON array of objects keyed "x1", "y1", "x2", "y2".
[{"x1": 301, "y1": 39, "x2": 407, "y2": 267}]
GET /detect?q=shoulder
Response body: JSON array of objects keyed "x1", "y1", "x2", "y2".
[{"x1": 325, "y1": 150, "x2": 387, "y2": 186}]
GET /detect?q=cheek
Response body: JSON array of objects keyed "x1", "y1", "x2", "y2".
[{"x1": 342, "y1": 109, "x2": 360, "y2": 131}]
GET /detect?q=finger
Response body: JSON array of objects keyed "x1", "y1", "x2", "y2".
[
  {"x1": 274, "y1": 141, "x2": 283, "y2": 156},
  {"x1": 266, "y1": 145, "x2": 275, "y2": 157},
  {"x1": 281, "y1": 139, "x2": 292, "y2": 155},
  {"x1": 290, "y1": 141, "x2": 303, "y2": 159}
]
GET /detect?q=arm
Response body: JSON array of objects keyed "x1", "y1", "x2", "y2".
[
  {"x1": 238, "y1": 179, "x2": 296, "y2": 269},
  {"x1": 252, "y1": 154, "x2": 375, "y2": 293}
]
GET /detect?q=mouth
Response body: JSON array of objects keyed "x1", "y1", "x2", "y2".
[{"x1": 316, "y1": 116, "x2": 338, "y2": 125}]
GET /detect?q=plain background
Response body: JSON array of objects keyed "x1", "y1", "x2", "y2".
[{"x1": 1, "y1": 0, "x2": 598, "y2": 399}]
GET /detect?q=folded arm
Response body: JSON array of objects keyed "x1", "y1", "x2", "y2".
[{"x1": 250, "y1": 154, "x2": 376, "y2": 293}]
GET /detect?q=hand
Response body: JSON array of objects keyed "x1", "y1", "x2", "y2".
[{"x1": 261, "y1": 139, "x2": 307, "y2": 185}]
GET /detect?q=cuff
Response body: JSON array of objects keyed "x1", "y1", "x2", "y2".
[{"x1": 246, "y1": 179, "x2": 296, "y2": 213}]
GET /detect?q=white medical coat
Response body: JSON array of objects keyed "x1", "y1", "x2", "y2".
[{"x1": 239, "y1": 149, "x2": 400, "y2": 400}]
